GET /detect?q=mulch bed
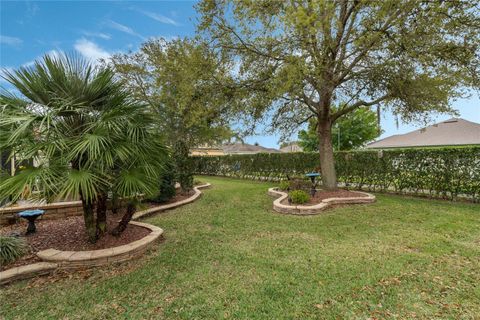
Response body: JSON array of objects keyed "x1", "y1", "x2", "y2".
[
  {"x1": 1, "y1": 189, "x2": 197, "y2": 271},
  {"x1": 281, "y1": 189, "x2": 368, "y2": 205},
  {"x1": 143, "y1": 189, "x2": 195, "y2": 209},
  {"x1": 1, "y1": 214, "x2": 150, "y2": 271}
]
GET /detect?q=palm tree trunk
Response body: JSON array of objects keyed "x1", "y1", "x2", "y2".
[
  {"x1": 81, "y1": 197, "x2": 97, "y2": 243},
  {"x1": 96, "y1": 192, "x2": 108, "y2": 237},
  {"x1": 111, "y1": 201, "x2": 136, "y2": 236},
  {"x1": 111, "y1": 193, "x2": 120, "y2": 215}
]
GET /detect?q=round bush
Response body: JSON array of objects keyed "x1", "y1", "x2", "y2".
[
  {"x1": 0, "y1": 236, "x2": 28, "y2": 265},
  {"x1": 289, "y1": 190, "x2": 310, "y2": 204},
  {"x1": 279, "y1": 180, "x2": 290, "y2": 190}
]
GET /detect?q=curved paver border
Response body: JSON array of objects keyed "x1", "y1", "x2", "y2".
[
  {"x1": 1, "y1": 183, "x2": 212, "y2": 285},
  {"x1": 1, "y1": 221, "x2": 162, "y2": 285},
  {"x1": 35, "y1": 221, "x2": 163, "y2": 269},
  {"x1": 132, "y1": 183, "x2": 211, "y2": 220},
  {"x1": 268, "y1": 187, "x2": 375, "y2": 215},
  {"x1": 0, "y1": 262, "x2": 58, "y2": 285}
]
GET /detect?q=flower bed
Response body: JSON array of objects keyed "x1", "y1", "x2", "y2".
[{"x1": 268, "y1": 187, "x2": 375, "y2": 215}]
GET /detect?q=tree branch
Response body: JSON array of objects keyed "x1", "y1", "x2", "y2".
[{"x1": 331, "y1": 94, "x2": 389, "y2": 121}]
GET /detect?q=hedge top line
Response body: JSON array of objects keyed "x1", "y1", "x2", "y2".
[{"x1": 191, "y1": 146, "x2": 480, "y2": 158}]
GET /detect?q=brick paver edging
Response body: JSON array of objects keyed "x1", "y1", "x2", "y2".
[
  {"x1": 132, "y1": 183, "x2": 211, "y2": 220},
  {"x1": 0, "y1": 221, "x2": 163, "y2": 285},
  {"x1": 268, "y1": 187, "x2": 375, "y2": 215},
  {"x1": 0, "y1": 262, "x2": 58, "y2": 285},
  {"x1": 1, "y1": 183, "x2": 212, "y2": 285}
]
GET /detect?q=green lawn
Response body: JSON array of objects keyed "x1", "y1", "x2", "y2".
[{"x1": 2, "y1": 177, "x2": 479, "y2": 319}]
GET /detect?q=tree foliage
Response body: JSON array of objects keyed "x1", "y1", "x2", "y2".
[
  {"x1": 298, "y1": 105, "x2": 380, "y2": 151},
  {"x1": 197, "y1": 0, "x2": 480, "y2": 189},
  {"x1": 110, "y1": 37, "x2": 237, "y2": 147}
]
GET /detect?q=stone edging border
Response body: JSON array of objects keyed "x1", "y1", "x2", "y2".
[
  {"x1": 0, "y1": 221, "x2": 162, "y2": 285},
  {"x1": 268, "y1": 187, "x2": 375, "y2": 215},
  {"x1": 132, "y1": 183, "x2": 211, "y2": 220},
  {"x1": 0, "y1": 262, "x2": 58, "y2": 285},
  {"x1": 0, "y1": 183, "x2": 212, "y2": 285}
]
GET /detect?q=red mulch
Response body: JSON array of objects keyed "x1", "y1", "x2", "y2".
[
  {"x1": 282, "y1": 189, "x2": 368, "y2": 205},
  {"x1": 0, "y1": 214, "x2": 150, "y2": 271}
]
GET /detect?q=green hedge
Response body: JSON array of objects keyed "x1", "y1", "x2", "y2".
[{"x1": 192, "y1": 147, "x2": 480, "y2": 201}]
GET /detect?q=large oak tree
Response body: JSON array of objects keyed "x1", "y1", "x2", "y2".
[{"x1": 198, "y1": 0, "x2": 480, "y2": 189}]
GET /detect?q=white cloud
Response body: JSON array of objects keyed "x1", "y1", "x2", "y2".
[
  {"x1": 105, "y1": 20, "x2": 144, "y2": 39},
  {"x1": 74, "y1": 38, "x2": 111, "y2": 62},
  {"x1": 0, "y1": 35, "x2": 23, "y2": 47},
  {"x1": 137, "y1": 10, "x2": 179, "y2": 26},
  {"x1": 82, "y1": 31, "x2": 111, "y2": 40}
]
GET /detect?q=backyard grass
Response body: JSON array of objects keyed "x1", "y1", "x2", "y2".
[{"x1": 1, "y1": 177, "x2": 479, "y2": 319}]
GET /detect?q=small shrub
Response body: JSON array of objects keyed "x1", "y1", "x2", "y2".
[
  {"x1": 279, "y1": 180, "x2": 290, "y2": 190},
  {"x1": 289, "y1": 190, "x2": 310, "y2": 204},
  {"x1": 0, "y1": 236, "x2": 28, "y2": 265},
  {"x1": 155, "y1": 160, "x2": 176, "y2": 203},
  {"x1": 173, "y1": 141, "x2": 194, "y2": 193},
  {"x1": 289, "y1": 179, "x2": 311, "y2": 192}
]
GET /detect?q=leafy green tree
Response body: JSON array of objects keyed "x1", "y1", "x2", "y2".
[
  {"x1": 198, "y1": 0, "x2": 480, "y2": 189},
  {"x1": 111, "y1": 37, "x2": 236, "y2": 148},
  {"x1": 111, "y1": 37, "x2": 238, "y2": 191},
  {"x1": 298, "y1": 106, "x2": 380, "y2": 151},
  {"x1": 0, "y1": 54, "x2": 166, "y2": 242},
  {"x1": 173, "y1": 141, "x2": 194, "y2": 194}
]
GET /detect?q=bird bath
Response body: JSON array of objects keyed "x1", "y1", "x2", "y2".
[
  {"x1": 305, "y1": 172, "x2": 321, "y2": 196},
  {"x1": 18, "y1": 209, "x2": 45, "y2": 235}
]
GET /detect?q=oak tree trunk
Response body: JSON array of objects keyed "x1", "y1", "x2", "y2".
[
  {"x1": 96, "y1": 192, "x2": 107, "y2": 237},
  {"x1": 317, "y1": 118, "x2": 337, "y2": 190},
  {"x1": 111, "y1": 201, "x2": 136, "y2": 236}
]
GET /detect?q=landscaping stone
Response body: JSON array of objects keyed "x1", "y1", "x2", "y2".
[{"x1": 268, "y1": 187, "x2": 375, "y2": 215}]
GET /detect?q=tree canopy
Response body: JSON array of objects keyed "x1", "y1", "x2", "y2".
[
  {"x1": 298, "y1": 106, "x2": 380, "y2": 151},
  {"x1": 197, "y1": 0, "x2": 480, "y2": 188},
  {"x1": 110, "y1": 37, "x2": 237, "y2": 148}
]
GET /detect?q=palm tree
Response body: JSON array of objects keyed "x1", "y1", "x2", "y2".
[{"x1": 0, "y1": 54, "x2": 166, "y2": 242}]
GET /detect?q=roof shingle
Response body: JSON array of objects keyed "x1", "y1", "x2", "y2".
[{"x1": 366, "y1": 118, "x2": 480, "y2": 148}]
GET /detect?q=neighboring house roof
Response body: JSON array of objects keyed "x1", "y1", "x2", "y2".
[
  {"x1": 221, "y1": 143, "x2": 281, "y2": 154},
  {"x1": 366, "y1": 118, "x2": 480, "y2": 149},
  {"x1": 280, "y1": 142, "x2": 303, "y2": 153},
  {"x1": 190, "y1": 147, "x2": 225, "y2": 156}
]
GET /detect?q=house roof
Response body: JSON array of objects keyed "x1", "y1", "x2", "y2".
[
  {"x1": 280, "y1": 142, "x2": 303, "y2": 153},
  {"x1": 366, "y1": 118, "x2": 480, "y2": 149},
  {"x1": 221, "y1": 143, "x2": 280, "y2": 154}
]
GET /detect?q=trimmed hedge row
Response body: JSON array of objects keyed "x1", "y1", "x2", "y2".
[{"x1": 192, "y1": 147, "x2": 480, "y2": 201}]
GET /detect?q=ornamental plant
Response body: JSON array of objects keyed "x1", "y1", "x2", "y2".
[
  {"x1": 279, "y1": 180, "x2": 290, "y2": 191},
  {"x1": 0, "y1": 236, "x2": 28, "y2": 265},
  {"x1": 289, "y1": 190, "x2": 310, "y2": 204}
]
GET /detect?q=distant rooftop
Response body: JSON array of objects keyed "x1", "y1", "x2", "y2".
[
  {"x1": 366, "y1": 118, "x2": 480, "y2": 149},
  {"x1": 222, "y1": 143, "x2": 280, "y2": 154},
  {"x1": 280, "y1": 142, "x2": 303, "y2": 153}
]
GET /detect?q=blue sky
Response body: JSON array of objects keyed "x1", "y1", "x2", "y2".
[{"x1": 1, "y1": 1, "x2": 479, "y2": 148}]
